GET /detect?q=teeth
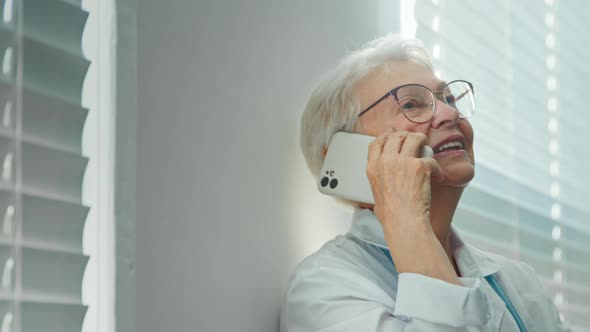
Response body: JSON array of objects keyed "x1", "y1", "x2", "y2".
[{"x1": 436, "y1": 141, "x2": 464, "y2": 153}]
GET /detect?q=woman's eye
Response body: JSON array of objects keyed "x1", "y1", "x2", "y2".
[
  {"x1": 401, "y1": 102, "x2": 416, "y2": 109},
  {"x1": 400, "y1": 99, "x2": 420, "y2": 110},
  {"x1": 445, "y1": 94, "x2": 456, "y2": 104}
]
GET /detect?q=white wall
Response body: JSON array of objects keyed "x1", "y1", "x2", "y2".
[
  {"x1": 116, "y1": 0, "x2": 137, "y2": 331},
  {"x1": 135, "y1": 1, "x2": 398, "y2": 331}
]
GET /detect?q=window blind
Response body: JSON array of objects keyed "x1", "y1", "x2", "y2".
[
  {"x1": 0, "y1": 0, "x2": 90, "y2": 331},
  {"x1": 413, "y1": 0, "x2": 590, "y2": 330}
]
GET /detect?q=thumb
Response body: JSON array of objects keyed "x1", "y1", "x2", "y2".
[{"x1": 426, "y1": 158, "x2": 445, "y2": 183}]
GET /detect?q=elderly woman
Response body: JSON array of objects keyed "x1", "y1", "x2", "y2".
[{"x1": 280, "y1": 34, "x2": 571, "y2": 332}]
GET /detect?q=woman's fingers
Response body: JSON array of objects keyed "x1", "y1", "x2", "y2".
[
  {"x1": 367, "y1": 131, "x2": 393, "y2": 204},
  {"x1": 368, "y1": 129, "x2": 437, "y2": 165},
  {"x1": 382, "y1": 130, "x2": 408, "y2": 157},
  {"x1": 400, "y1": 132, "x2": 428, "y2": 157},
  {"x1": 367, "y1": 130, "x2": 389, "y2": 170},
  {"x1": 367, "y1": 131, "x2": 388, "y2": 181},
  {"x1": 367, "y1": 129, "x2": 443, "y2": 183},
  {"x1": 398, "y1": 132, "x2": 443, "y2": 182}
]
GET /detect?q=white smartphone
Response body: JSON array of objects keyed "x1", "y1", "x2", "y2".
[{"x1": 318, "y1": 132, "x2": 433, "y2": 205}]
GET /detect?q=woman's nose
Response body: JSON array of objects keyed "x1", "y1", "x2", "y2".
[{"x1": 430, "y1": 99, "x2": 460, "y2": 128}]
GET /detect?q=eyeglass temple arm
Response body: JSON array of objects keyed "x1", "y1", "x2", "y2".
[
  {"x1": 434, "y1": 89, "x2": 470, "y2": 102},
  {"x1": 454, "y1": 90, "x2": 470, "y2": 101},
  {"x1": 358, "y1": 93, "x2": 390, "y2": 118}
]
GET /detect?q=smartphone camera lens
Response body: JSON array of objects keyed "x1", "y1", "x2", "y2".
[
  {"x1": 329, "y1": 178, "x2": 338, "y2": 189},
  {"x1": 320, "y1": 177, "x2": 329, "y2": 187}
]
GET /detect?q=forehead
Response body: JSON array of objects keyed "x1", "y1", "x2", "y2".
[{"x1": 356, "y1": 60, "x2": 441, "y2": 104}]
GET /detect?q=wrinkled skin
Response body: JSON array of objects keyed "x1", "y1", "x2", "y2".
[{"x1": 354, "y1": 60, "x2": 475, "y2": 281}]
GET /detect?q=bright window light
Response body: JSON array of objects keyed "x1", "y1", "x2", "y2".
[
  {"x1": 547, "y1": 97, "x2": 558, "y2": 112},
  {"x1": 546, "y1": 76, "x2": 557, "y2": 91},
  {"x1": 2, "y1": 47, "x2": 12, "y2": 75},
  {"x1": 553, "y1": 269, "x2": 563, "y2": 282},
  {"x1": 548, "y1": 139, "x2": 558, "y2": 155},
  {"x1": 550, "y1": 182, "x2": 560, "y2": 198},
  {"x1": 545, "y1": 33, "x2": 556, "y2": 49},
  {"x1": 552, "y1": 247, "x2": 562, "y2": 261},
  {"x1": 548, "y1": 118, "x2": 558, "y2": 133},
  {"x1": 2, "y1": 100, "x2": 11, "y2": 128},
  {"x1": 400, "y1": 0, "x2": 417, "y2": 38},
  {"x1": 2, "y1": 205, "x2": 13, "y2": 235},
  {"x1": 545, "y1": 12, "x2": 555, "y2": 28},
  {"x1": 551, "y1": 203, "x2": 561, "y2": 220},
  {"x1": 433, "y1": 43, "x2": 441, "y2": 59},
  {"x1": 546, "y1": 54, "x2": 556, "y2": 69},
  {"x1": 432, "y1": 16, "x2": 440, "y2": 32},
  {"x1": 1, "y1": 153, "x2": 11, "y2": 182},
  {"x1": 1, "y1": 257, "x2": 12, "y2": 289},
  {"x1": 2, "y1": 0, "x2": 12, "y2": 24},
  {"x1": 0, "y1": 312, "x2": 12, "y2": 332},
  {"x1": 549, "y1": 160, "x2": 559, "y2": 176},
  {"x1": 552, "y1": 225, "x2": 561, "y2": 241}
]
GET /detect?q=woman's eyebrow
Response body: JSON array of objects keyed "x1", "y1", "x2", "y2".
[{"x1": 436, "y1": 81, "x2": 448, "y2": 91}]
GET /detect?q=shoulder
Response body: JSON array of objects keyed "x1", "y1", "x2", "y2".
[
  {"x1": 468, "y1": 245, "x2": 541, "y2": 286},
  {"x1": 466, "y1": 245, "x2": 572, "y2": 328},
  {"x1": 287, "y1": 233, "x2": 391, "y2": 286},
  {"x1": 478, "y1": 248, "x2": 540, "y2": 285},
  {"x1": 280, "y1": 234, "x2": 397, "y2": 331},
  {"x1": 481, "y1": 250, "x2": 571, "y2": 330},
  {"x1": 467, "y1": 244, "x2": 558, "y2": 308},
  {"x1": 283, "y1": 233, "x2": 396, "y2": 304},
  {"x1": 483, "y1": 249, "x2": 533, "y2": 274}
]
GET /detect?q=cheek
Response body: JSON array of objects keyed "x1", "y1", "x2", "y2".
[
  {"x1": 392, "y1": 117, "x2": 430, "y2": 134},
  {"x1": 407, "y1": 124, "x2": 431, "y2": 137},
  {"x1": 459, "y1": 120, "x2": 475, "y2": 162},
  {"x1": 459, "y1": 120, "x2": 474, "y2": 146},
  {"x1": 358, "y1": 113, "x2": 426, "y2": 136}
]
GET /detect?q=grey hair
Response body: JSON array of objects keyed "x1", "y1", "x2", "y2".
[{"x1": 300, "y1": 34, "x2": 433, "y2": 178}]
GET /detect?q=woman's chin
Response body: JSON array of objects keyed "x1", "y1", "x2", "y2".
[{"x1": 438, "y1": 163, "x2": 475, "y2": 188}]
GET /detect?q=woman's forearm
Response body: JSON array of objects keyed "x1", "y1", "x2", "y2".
[{"x1": 384, "y1": 220, "x2": 462, "y2": 286}]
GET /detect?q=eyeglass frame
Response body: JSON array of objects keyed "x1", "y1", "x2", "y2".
[{"x1": 356, "y1": 79, "x2": 475, "y2": 124}]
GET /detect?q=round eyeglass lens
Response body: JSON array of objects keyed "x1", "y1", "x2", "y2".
[
  {"x1": 445, "y1": 81, "x2": 475, "y2": 118},
  {"x1": 393, "y1": 85, "x2": 435, "y2": 123}
]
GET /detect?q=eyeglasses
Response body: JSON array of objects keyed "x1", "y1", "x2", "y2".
[{"x1": 357, "y1": 80, "x2": 475, "y2": 124}]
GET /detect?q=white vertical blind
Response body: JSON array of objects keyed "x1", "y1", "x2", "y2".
[
  {"x1": 0, "y1": 0, "x2": 90, "y2": 331},
  {"x1": 414, "y1": 0, "x2": 590, "y2": 330}
]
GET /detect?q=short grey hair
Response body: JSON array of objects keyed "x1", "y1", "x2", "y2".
[{"x1": 300, "y1": 34, "x2": 433, "y2": 177}]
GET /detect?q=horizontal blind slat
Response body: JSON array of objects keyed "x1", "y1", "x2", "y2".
[
  {"x1": 23, "y1": 0, "x2": 88, "y2": 56},
  {"x1": 415, "y1": 1, "x2": 590, "y2": 327},
  {"x1": 21, "y1": 247, "x2": 88, "y2": 301},
  {"x1": 0, "y1": 190, "x2": 87, "y2": 251},
  {"x1": 21, "y1": 194, "x2": 88, "y2": 251},
  {"x1": 21, "y1": 301, "x2": 87, "y2": 332},
  {"x1": 23, "y1": 37, "x2": 90, "y2": 105}
]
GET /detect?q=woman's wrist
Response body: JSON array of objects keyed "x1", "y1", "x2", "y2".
[{"x1": 380, "y1": 211, "x2": 432, "y2": 239}]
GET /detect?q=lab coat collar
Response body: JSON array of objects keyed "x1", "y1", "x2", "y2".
[{"x1": 350, "y1": 208, "x2": 502, "y2": 278}]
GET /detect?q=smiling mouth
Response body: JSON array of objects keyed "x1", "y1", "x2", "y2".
[{"x1": 434, "y1": 140, "x2": 465, "y2": 154}]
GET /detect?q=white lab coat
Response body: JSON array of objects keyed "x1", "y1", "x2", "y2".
[{"x1": 280, "y1": 209, "x2": 572, "y2": 332}]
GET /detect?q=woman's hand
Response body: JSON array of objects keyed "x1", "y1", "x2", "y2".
[
  {"x1": 366, "y1": 128, "x2": 443, "y2": 234},
  {"x1": 366, "y1": 129, "x2": 460, "y2": 285}
]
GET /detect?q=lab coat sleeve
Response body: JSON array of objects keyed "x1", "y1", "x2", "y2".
[
  {"x1": 394, "y1": 273, "x2": 506, "y2": 329},
  {"x1": 280, "y1": 264, "x2": 507, "y2": 332}
]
